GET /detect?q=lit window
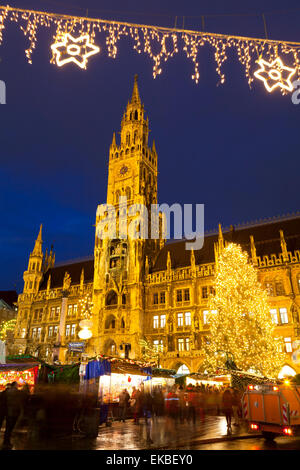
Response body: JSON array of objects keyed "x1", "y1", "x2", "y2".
[
  {"x1": 153, "y1": 316, "x2": 159, "y2": 329},
  {"x1": 54, "y1": 326, "x2": 58, "y2": 337},
  {"x1": 284, "y1": 337, "x2": 292, "y2": 353},
  {"x1": 178, "y1": 338, "x2": 184, "y2": 351},
  {"x1": 71, "y1": 324, "x2": 76, "y2": 336},
  {"x1": 280, "y1": 308, "x2": 288, "y2": 324},
  {"x1": 21, "y1": 328, "x2": 26, "y2": 338},
  {"x1": 65, "y1": 324, "x2": 71, "y2": 336},
  {"x1": 203, "y1": 310, "x2": 209, "y2": 324},
  {"x1": 160, "y1": 315, "x2": 166, "y2": 328},
  {"x1": 160, "y1": 292, "x2": 165, "y2": 304},
  {"x1": 176, "y1": 290, "x2": 182, "y2": 302},
  {"x1": 177, "y1": 313, "x2": 184, "y2": 327},
  {"x1": 67, "y1": 305, "x2": 72, "y2": 316},
  {"x1": 185, "y1": 338, "x2": 190, "y2": 351},
  {"x1": 153, "y1": 340, "x2": 163, "y2": 352},
  {"x1": 184, "y1": 289, "x2": 190, "y2": 302},
  {"x1": 50, "y1": 307, "x2": 55, "y2": 319},
  {"x1": 73, "y1": 304, "x2": 78, "y2": 315},
  {"x1": 48, "y1": 326, "x2": 53, "y2": 337},
  {"x1": 203, "y1": 309, "x2": 217, "y2": 324},
  {"x1": 185, "y1": 312, "x2": 191, "y2": 326},
  {"x1": 210, "y1": 286, "x2": 216, "y2": 296},
  {"x1": 37, "y1": 328, "x2": 41, "y2": 340},
  {"x1": 270, "y1": 309, "x2": 278, "y2": 324},
  {"x1": 55, "y1": 306, "x2": 60, "y2": 317},
  {"x1": 32, "y1": 328, "x2": 36, "y2": 338}
]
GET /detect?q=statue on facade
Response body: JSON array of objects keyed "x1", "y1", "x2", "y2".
[{"x1": 63, "y1": 272, "x2": 71, "y2": 291}]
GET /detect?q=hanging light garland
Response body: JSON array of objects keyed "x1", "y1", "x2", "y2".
[{"x1": 1, "y1": 4, "x2": 300, "y2": 94}]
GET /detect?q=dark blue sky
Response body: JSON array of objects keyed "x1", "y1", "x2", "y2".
[{"x1": 0, "y1": 0, "x2": 300, "y2": 292}]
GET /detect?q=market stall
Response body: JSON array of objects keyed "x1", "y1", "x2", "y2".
[
  {"x1": 151, "y1": 368, "x2": 176, "y2": 390},
  {"x1": 0, "y1": 362, "x2": 39, "y2": 392}
]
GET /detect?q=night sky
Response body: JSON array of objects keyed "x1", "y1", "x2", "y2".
[{"x1": 0, "y1": 0, "x2": 300, "y2": 292}]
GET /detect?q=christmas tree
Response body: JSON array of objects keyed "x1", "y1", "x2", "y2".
[{"x1": 203, "y1": 242, "x2": 283, "y2": 377}]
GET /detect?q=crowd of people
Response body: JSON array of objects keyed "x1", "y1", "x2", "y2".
[
  {"x1": 118, "y1": 383, "x2": 243, "y2": 431},
  {"x1": 0, "y1": 380, "x2": 243, "y2": 449}
]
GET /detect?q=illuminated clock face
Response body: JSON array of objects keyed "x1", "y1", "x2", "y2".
[{"x1": 120, "y1": 165, "x2": 129, "y2": 176}]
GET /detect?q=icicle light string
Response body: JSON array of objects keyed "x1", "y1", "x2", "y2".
[{"x1": 1, "y1": 4, "x2": 300, "y2": 94}]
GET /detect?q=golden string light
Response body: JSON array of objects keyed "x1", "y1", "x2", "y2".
[{"x1": 0, "y1": 4, "x2": 300, "y2": 93}]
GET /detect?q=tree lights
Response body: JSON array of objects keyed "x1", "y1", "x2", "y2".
[
  {"x1": 0, "y1": 4, "x2": 300, "y2": 94},
  {"x1": 78, "y1": 294, "x2": 93, "y2": 340},
  {"x1": 203, "y1": 243, "x2": 283, "y2": 378}
]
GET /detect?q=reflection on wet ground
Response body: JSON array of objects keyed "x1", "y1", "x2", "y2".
[{"x1": 1, "y1": 415, "x2": 255, "y2": 450}]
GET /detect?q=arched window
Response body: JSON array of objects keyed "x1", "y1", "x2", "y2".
[
  {"x1": 125, "y1": 187, "x2": 131, "y2": 201},
  {"x1": 134, "y1": 130, "x2": 138, "y2": 144},
  {"x1": 106, "y1": 290, "x2": 118, "y2": 306},
  {"x1": 115, "y1": 190, "x2": 121, "y2": 204},
  {"x1": 105, "y1": 314, "x2": 116, "y2": 329},
  {"x1": 126, "y1": 133, "x2": 130, "y2": 145},
  {"x1": 122, "y1": 294, "x2": 127, "y2": 305},
  {"x1": 134, "y1": 110, "x2": 138, "y2": 120},
  {"x1": 121, "y1": 318, "x2": 125, "y2": 329}
]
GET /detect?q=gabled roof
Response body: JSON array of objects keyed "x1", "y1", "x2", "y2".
[
  {"x1": 152, "y1": 215, "x2": 300, "y2": 272},
  {"x1": 0, "y1": 291, "x2": 18, "y2": 309},
  {"x1": 39, "y1": 258, "x2": 94, "y2": 291}
]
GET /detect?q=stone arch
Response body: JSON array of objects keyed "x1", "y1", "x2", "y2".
[
  {"x1": 104, "y1": 338, "x2": 117, "y2": 356},
  {"x1": 172, "y1": 361, "x2": 191, "y2": 375},
  {"x1": 278, "y1": 364, "x2": 297, "y2": 379}
]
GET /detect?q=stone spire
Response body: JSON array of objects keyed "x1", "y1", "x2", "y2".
[
  {"x1": 131, "y1": 74, "x2": 141, "y2": 104},
  {"x1": 32, "y1": 224, "x2": 43, "y2": 256},
  {"x1": 250, "y1": 235, "x2": 257, "y2": 265},
  {"x1": 280, "y1": 230, "x2": 288, "y2": 262}
]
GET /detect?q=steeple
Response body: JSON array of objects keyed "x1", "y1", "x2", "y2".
[
  {"x1": 23, "y1": 224, "x2": 44, "y2": 294},
  {"x1": 131, "y1": 74, "x2": 141, "y2": 104},
  {"x1": 32, "y1": 224, "x2": 43, "y2": 256}
]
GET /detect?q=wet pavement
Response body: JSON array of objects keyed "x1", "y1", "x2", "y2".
[{"x1": 0, "y1": 415, "x2": 267, "y2": 450}]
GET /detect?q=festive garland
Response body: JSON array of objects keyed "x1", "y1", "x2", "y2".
[{"x1": 0, "y1": 4, "x2": 300, "y2": 94}]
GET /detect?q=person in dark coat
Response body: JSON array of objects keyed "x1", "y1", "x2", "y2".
[
  {"x1": 2, "y1": 382, "x2": 23, "y2": 449},
  {"x1": 118, "y1": 389, "x2": 130, "y2": 422},
  {"x1": 222, "y1": 388, "x2": 234, "y2": 431},
  {"x1": 0, "y1": 384, "x2": 9, "y2": 431}
]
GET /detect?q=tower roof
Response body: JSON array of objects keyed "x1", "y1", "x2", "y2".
[
  {"x1": 32, "y1": 224, "x2": 43, "y2": 256},
  {"x1": 130, "y1": 74, "x2": 141, "y2": 104}
]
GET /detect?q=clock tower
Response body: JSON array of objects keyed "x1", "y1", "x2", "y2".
[{"x1": 91, "y1": 75, "x2": 161, "y2": 359}]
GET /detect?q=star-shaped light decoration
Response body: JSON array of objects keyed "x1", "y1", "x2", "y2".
[
  {"x1": 254, "y1": 57, "x2": 296, "y2": 93},
  {"x1": 51, "y1": 33, "x2": 100, "y2": 69}
]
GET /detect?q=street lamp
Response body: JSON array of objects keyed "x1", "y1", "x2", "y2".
[{"x1": 215, "y1": 350, "x2": 237, "y2": 370}]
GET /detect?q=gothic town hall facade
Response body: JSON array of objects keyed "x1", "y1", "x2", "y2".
[{"x1": 13, "y1": 77, "x2": 300, "y2": 376}]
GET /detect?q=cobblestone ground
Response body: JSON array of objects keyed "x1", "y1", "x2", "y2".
[{"x1": 0, "y1": 415, "x2": 252, "y2": 450}]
